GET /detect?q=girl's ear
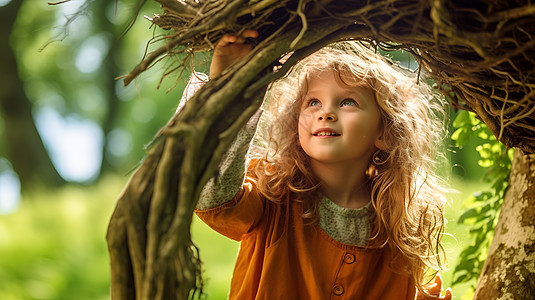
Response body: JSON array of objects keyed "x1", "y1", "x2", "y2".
[{"x1": 374, "y1": 134, "x2": 387, "y2": 150}]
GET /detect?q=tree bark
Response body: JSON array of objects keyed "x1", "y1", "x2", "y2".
[
  {"x1": 0, "y1": 0, "x2": 64, "y2": 191},
  {"x1": 474, "y1": 150, "x2": 535, "y2": 300}
]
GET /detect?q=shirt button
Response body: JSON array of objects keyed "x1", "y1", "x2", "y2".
[
  {"x1": 333, "y1": 284, "x2": 344, "y2": 295},
  {"x1": 344, "y1": 253, "x2": 355, "y2": 264}
]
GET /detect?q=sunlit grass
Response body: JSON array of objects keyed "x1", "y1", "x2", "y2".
[
  {"x1": 0, "y1": 176, "x2": 122, "y2": 300},
  {"x1": 192, "y1": 218, "x2": 239, "y2": 299},
  {"x1": 0, "y1": 175, "x2": 489, "y2": 299}
]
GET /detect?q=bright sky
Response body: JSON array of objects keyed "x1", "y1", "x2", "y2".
[
  {"x1": 0, "y1": 108, "x2": 103, "y2": 214},
  {"x1": 0, "y1": 162, "x2": 20, "y2": 214},
  {"x1": 35, "y1": 107, "x2": 103, "y2": 182},
  {"x1": 0, "y1": 0, "x2": 12, "y2": 8}
]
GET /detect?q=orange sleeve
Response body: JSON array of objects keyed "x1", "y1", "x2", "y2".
[{"x1": 195, "y1": 178, "x2": 266, "y2": 241}]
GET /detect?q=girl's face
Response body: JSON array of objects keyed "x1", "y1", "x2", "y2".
[{"x1": 298, "y1": 70, "x2": 384, "y2": 166}]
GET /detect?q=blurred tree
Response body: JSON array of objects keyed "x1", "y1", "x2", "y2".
[
  {"x1": 5, "y1": 0, "x2": 180, "y2": 186},
  {"x1": 90, "y1": 0, "x2": 122, "y2": 175},
  {"x1": 0, "y1": 0, "x2": 64, "y2": 191}
]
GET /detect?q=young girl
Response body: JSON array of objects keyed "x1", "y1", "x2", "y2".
[{"x1": 184, "y1": 30, "x2": 452, "y2": 299}]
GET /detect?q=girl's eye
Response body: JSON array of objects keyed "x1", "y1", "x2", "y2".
[
  {"x1": 341, "y1": 98, "x2": 358, "y2": 107},
  {"x1": 307, "y1": 99, "x2": 321, "y2": 107}
]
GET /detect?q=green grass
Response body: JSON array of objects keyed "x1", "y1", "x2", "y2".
[
  {"x1": 192, "y1": 218, "x2": 239, "y2": 299},
  {"x1": 0, "y1": 177, "x2": 121, "y2": 300},
  {"x1": 0, "y1": 175, "x2": 489, "y2": 299}
]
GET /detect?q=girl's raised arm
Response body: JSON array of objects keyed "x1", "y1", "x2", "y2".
[{"x1": 189, "y1": 30, "x2": 262, "y2": 210}]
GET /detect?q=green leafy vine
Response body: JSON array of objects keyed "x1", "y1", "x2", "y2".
[{"x1": 450, "y1": 110, "x2": 514, "y2": 288}]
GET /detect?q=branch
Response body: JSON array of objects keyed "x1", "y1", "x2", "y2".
[{"x1": 122, "y1": 0, "x2": 249, "y2": 86}]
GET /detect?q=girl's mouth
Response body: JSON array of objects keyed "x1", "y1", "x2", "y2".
[
  {"x1": 313, "y1": 131, "x2": 340, "y2": 136},
  {"x1": 313, "y1": 128, "x2": 341, "y2": 136}
]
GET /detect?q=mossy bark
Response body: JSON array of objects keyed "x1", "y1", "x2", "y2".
[{"x1": 474, "y1": 151, "x2": 535, "y2": 300}]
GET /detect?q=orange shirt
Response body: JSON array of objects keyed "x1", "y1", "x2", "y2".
[{"x1": 196, "y1": 177, "x2": 417, "y2": 300}]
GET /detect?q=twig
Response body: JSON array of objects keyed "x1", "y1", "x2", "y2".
[{"x1": 290, "y1": 0, "x2": 310, "y2": 49}]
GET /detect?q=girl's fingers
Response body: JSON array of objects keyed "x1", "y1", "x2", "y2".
[
  {"x1": 416, "y1": 274, "x2": 450, "y2": 299},
  {"x1": 219, "y1": 30, "x2": 259, "y2": 46},
  {"x1": 234, "y1": 30, "x2": 259, "y2": 44},
  {"x1": 218, "y1": 34, "x2": 238, "y2": 47},
  {"x1": 425, "y1": 283, "x2": 440, "y2": 295},
  {"x1": 424, "y1": 274, "x2": 442, "y2": 295},
  {"x1": 241, "y1": 29, "x2": 259, "y2": 39}
]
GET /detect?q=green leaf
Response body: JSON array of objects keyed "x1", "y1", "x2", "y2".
[
  {"x1": 451, "y1": 128, "x2": 469, "y2": 147},
  {"x1": 452, "y1": 110, "x2": 470, "y2": 128},
  {"x1": 451, "y1": 112, "x2": 512, "y2": 288},
  {"x1": 452, "y1": 274, "x2": 469, "y2": 286},
  {"x1": 477, "y1": 130, "x2": 490, "y2": 140},
  {"x1": 458, "y1": 207, "x2": 480, "y2": 224}
]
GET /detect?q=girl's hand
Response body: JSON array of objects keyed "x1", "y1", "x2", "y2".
[
  {"x1": 416, "y1": 274, "x2": 452, "y2": 300},
  {"x1": 210, "y1": 29, "x2": 259, "y2": 78}
]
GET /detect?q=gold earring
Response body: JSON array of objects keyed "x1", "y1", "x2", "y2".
[{"x1": 372, "y1": 150, "x2": 389, "y2": 166}]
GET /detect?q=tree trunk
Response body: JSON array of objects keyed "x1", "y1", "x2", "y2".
[
  {"x1": 0, "y1": 0, "x2": 64, "y2": 191},
  {"x1": 474, "y1": 150, "x2": 535, "y2": 300}
]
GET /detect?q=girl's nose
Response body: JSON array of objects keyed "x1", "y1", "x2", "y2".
[{"x1": 318, "y1": 110, "x2": 337, "y2": 121}]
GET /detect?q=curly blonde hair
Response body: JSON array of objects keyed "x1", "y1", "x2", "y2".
[{"x1": 248, "y1": 41, "x2": 449, "y2": 293}]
